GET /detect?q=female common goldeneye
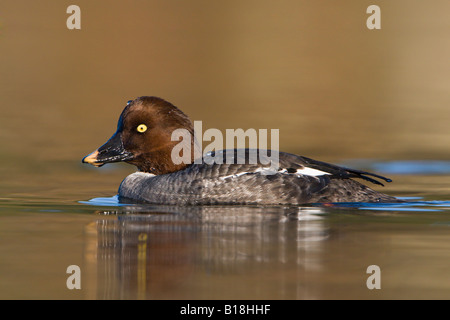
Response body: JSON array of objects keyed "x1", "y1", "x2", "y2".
[{"x1": 82, "y1": 96, "x2": 399, "y2": 205}]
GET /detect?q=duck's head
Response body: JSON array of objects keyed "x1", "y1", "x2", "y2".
[{"x1": 82, "y1": 96, "x2": 196, "y2": 175}]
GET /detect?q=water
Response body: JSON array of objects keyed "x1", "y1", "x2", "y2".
[
  {"x1": 0, "y1": 1, "x2": 449, "y2": 300},
  {"x1": 1, "y1": 162, "x2": 449, "y2": 300},
  {"x1": 83, "y1": 197, "x2": 450, "y2": 300}
]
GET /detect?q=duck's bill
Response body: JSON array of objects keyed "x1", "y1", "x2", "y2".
[
  {"x1": 82, "y1": 150, "x2": 105, "y2": 167},
  {"x1": 82, "y1": 132, "x2": 134, "y2": 167}
]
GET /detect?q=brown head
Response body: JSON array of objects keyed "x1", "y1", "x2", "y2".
[{"x1": 82, "y1": 96, "x2": 197, "y2": 174}]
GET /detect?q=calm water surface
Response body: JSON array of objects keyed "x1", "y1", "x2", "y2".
[{"x1": 1, "y1": 162, "x2": 449, "y2": 300}]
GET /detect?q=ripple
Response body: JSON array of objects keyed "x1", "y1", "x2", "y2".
[{"x1": 327, "y1": 199, "x2": 450, "y2": 212}]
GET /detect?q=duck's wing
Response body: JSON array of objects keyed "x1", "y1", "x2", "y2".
[
  {"x1": 203, "y1": 149, "x2": 392, "y2": 186},
  {"x1": 284, "y1": 154, "x2": 392, "y2": 186}
]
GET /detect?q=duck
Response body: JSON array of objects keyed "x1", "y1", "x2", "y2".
[{"x1": 82, "y1": 96, "x2": 400, "y2": 205}]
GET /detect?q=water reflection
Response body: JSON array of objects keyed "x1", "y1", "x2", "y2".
[
  {"x1": 84, "y1": 205, "x2": 327, "y2": 299},
  {"x1": 343, "y1": 160, "x2": 450, "y2": 175}
]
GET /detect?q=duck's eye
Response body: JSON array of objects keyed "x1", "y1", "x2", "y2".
[
  {"x1": 137, "y1": 124, "x2": 147, "y2": 133},
  {"x1": 127, "y1": 100, "x2": 133, "y2": 105}
]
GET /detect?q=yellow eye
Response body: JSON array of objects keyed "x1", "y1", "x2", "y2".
[{"x1": 137, "y1": 124, "x2": 147, "y2": 133}]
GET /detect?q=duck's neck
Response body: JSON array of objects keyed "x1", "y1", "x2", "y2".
[{"x1": 133, "y1": 138, "x2": 198, "y2": 175}]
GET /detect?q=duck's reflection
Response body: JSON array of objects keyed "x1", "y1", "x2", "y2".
[{"x1": 84, "y1": 205, "x2": 328, "y2": 299}]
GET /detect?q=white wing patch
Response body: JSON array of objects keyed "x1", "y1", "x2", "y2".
[
  {"x1": 294, "y1": 167, "x2": 331, "y2": 177},
  {"x1": 220, "y1": 166, "x2": 330, "y2": 180}
]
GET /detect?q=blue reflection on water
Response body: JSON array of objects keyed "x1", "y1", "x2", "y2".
[
  {"x1": 79, "y1": 195, "x2": 126, "y2": 206},
  {"x1": 80, "y1": 195, "x2": 450, "y2": 213},
  {"x1": 344, "y1": 160, "x2": 450, "y2": 175},
  {"x1": 373, "y1": 161, "x2": 450, "y2": 175},
  {"x1": 315, "y1": 198, "x2": 450, "y2": 212}
]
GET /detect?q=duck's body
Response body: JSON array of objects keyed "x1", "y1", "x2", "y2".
[
  {"x1": 119, "y1": 149, "x2": 398, "y2": 205},
  {"x1": 83, "y1": 96, "x2": 399, "y2": 205}
]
